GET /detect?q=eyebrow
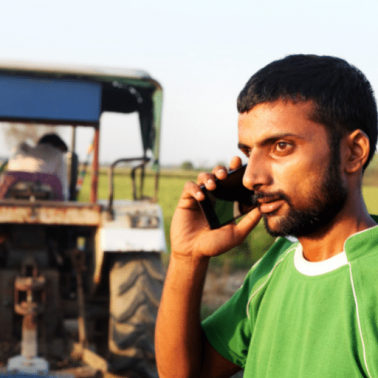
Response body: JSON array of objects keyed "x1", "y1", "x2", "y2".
[
  {"x1": 238, "y1": 143, "x2": 250, "y2": 150},
  {"x1": 238, "y1": 133, "x2": 303, "y2": 150}
]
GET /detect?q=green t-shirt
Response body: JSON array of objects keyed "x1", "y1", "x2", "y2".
[{"x1": 202, "y1": 225, "x2": 378, "y2": 377}]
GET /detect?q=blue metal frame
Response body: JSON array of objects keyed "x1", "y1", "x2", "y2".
[{"x1": 0, "y1": 75, "x2": 101, "y2": 123}]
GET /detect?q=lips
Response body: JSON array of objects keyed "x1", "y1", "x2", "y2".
[
  {"x1": 258, "y1": 199, "x2": 285, "y2": 214},
  {"x1": 257, "y1": 195, "x2": 286, "y2": 214}
]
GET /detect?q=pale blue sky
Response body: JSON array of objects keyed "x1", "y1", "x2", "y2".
[{"x1": 0, "y1": 0, "x2": 377, "y2": 167}]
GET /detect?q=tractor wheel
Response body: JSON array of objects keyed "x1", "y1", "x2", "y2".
[{"x1": 108, "y1": 252, "x2": 165, "y2": 378}]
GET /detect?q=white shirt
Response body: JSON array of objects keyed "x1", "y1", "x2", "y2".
[{"x1": 7, "y1": 142, "x2": 68, "y2": 200}]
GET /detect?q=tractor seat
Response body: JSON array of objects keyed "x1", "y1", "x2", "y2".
[{"x1": 0, "y1": 171, "x2": 64, "y2": 200}]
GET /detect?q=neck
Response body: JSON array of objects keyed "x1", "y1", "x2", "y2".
[{"x1": 298, "y1": 190, "x2": 376, "y2": 262}]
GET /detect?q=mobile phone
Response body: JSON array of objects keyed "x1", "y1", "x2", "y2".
[{"x1": 198, "y1": 164, "x2": 256, "y2": 229}]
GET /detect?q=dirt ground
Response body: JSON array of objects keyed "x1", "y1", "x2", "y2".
[
  {"x1": 202, "y1": 268, "x2": 249, "y2": 314},
  {"x1": 202, "y1": 268, "x2": 249, "y2": 378}
]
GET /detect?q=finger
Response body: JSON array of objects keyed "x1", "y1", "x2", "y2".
[
  {"x1": 196, "y1": 172, "x2": 217, "y2": 190},
  {"x1": 229, "y1": 156, "x2": 243, "y2": 171},
  {"x1": 204, "y1": 207, "x2": 262, "y2": 253},
  {"x1": 233, "y1": 207, "x2": 262, "y2": 243},
  {"x1": 181, "y1": 180, "x2": 205, "y2": 202},
  {"x1": 211, "y1": 165, "x2": 228, "y2": 180}
]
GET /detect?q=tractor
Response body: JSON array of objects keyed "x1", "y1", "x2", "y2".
[{"x1": 0, "y1": 62, "x2": 166, "y2": 378}]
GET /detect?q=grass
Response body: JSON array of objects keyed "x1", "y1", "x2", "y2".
[
  {"x1": 363, "y1": 186, "x2": 378, "y2": 214},
  {"x1": 361, "y1": 155, "x2": 378, "y2": 214},
  {"x1": 77, "y1": 165, "x2": 378, "y2": 270}
]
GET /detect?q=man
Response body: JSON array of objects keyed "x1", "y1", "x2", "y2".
[
  {"x1": 155, "y1": 55, "x2": 378, "y2": 377},
  {"x1": 7, "y1": 133, "x2": 69, "y2": 199}
]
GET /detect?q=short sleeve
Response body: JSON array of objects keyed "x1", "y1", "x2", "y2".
[{"x1": 201, "y1": 272, "x2": 254, "y2": 367}]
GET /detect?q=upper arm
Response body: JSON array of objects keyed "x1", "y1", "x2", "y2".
[{"x1": 200, "y1": 336, "x2": 242, "y2": 378}]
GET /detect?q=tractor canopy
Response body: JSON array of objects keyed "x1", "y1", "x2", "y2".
[{"x1": 0, "y1": 61, "x2": 163, "y2": 171}]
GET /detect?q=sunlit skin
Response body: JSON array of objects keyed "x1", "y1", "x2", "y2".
[{"x1": 238, "y1": 99, "x2": 376, "y2": 261}]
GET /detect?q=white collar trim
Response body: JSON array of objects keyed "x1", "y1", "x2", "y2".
[{"x1": 293, "y1": 243, "x2": 348, "y2": 276}]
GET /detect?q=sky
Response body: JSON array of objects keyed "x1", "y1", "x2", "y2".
[{"x1": 0, "y1": 0, "x2": 377, "y2": 168}]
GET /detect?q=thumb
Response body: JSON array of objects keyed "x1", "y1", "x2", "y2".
[{"x1": 234, "y1": 207, "x2": 262, "y2": 242}]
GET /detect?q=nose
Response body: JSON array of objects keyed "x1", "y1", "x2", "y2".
[{"x1": 242, "y1": 151, "x2": 272, "y2": 191}]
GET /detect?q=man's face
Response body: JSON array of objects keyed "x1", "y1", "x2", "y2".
[{"x1": 238, "y1": 100, "x2": 348, "y2": 237}]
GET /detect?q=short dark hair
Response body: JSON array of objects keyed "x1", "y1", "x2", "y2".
[
  {"x1": 38, "y1": 133, "x2": 68, "y2": 153},
  {"x1": 237, "y1": 54, "x2": 378, "y2": 169}
]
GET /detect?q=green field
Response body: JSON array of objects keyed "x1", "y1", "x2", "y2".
[
  {"x1": 78, "y1": 166, "x2": 378, "y2": 270},
  {"x1": 362, "y1": 155, "x2": 378, "y2": 214},
  {"x1": 363, "y1": 186, "x2": 378, "y2": 214}
]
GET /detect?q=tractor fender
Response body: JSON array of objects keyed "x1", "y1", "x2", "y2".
[{"x1": 94, "y1": 200, "x2": 166, "y2": 285}]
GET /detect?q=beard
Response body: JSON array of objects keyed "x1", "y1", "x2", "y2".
[{"x1": 258, "y1": 153, "x2": 348, "y2": 238}]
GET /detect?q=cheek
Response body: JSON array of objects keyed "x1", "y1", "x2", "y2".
[{"x1": 271, "y1": 157, "x2": 327, "y2": 197}]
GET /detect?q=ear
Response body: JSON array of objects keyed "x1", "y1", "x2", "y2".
[{"x1": 342, "y1": 129, "x2": 370, "y2": 174}]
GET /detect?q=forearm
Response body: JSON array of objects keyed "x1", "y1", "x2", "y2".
[{"x1": 155, "y1": 253, "x2": 210, "y2": 378}]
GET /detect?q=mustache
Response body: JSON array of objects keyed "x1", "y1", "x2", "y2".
[{"x1": 252, "y1": 191, "x2": 292, "y2": 205}]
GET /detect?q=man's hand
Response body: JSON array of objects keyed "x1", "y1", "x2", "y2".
[{"x1": 171, "y1": 156, "x2": 262, "y2": 260}]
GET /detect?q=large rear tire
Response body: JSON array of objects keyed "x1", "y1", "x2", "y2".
[{"x1": 108, "y1": 252, "x2": 165, "y2": 378}]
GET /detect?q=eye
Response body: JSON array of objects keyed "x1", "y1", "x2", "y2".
[
  {"x1": 241, "y1": 147, "x2": 251, "y2": 158},
  {"x1": 277, "y1": 142, "x2": 288, "y2": 150},
  {"x1": 273, "y1": 141, "x2": 294, "y2": 155}
]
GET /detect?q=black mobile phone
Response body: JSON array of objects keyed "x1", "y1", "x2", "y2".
[{"x1": 198, "y1": 164, "x2": 257, "y2": 229}]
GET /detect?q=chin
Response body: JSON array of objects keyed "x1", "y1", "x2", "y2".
[{"x1": 263, "y1": 214, "x2": 287, "y2": 237}]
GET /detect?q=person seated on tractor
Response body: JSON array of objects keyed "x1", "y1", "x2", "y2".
[{"x1": 7, "y1": 133, "x2": 69, "y2": 200}]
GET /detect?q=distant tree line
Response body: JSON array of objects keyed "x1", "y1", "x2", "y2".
[{"x1": 180, "y1": 160, "x2": 227, "y2": 171}]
